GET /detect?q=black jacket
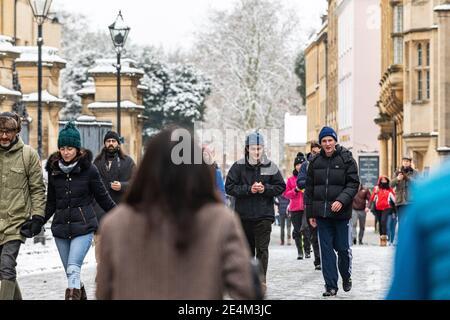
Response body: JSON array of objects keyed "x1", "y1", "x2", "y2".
[
  {"x1": 275, "y1": 195, "x2": 290, "y2": 216},
  {"x1": 45, "y1": 150, "x2": 116, "y2": 239},
  {"x1": 93, "y1": 150, "x2": 136, "y2": 222},
  {"x1": 304, "y1": 146, "x2": 359, "y2": 220},
  {"x1": 225, "y1": 156, "x2": 286, "y2": 221}
]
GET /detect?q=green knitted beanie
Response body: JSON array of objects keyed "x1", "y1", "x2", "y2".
[{"x1": 58, "y1": 121, "x2": 81, "y2": 149}]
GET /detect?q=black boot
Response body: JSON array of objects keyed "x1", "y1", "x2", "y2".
[
  {"x1": 343, "y1": 278, "x2": 352, "y2": 292},
  {"x1": 294, "y1": 238, "x2": 303, "y2": 260},
  {"x1": 80, "y1": 284, "x2": 87, "y2": 300},
  {"x1": 323, "y1": 288, "x2": 337, "y2": 297}
]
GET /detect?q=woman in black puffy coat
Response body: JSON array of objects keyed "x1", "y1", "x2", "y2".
[{"x1": 44, "y1": 122, "x2": 116, "y2": 300}]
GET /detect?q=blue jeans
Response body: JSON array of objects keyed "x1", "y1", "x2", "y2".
[
  {"x1": 386, "y1": 213, "x2": 398, "y2": 244},
  {"x1": 54, "y1": 233, "x2": 94, "y2": 289},
  {"x1": 317, "y1": 218, "x2": 352, "y2": 291}
]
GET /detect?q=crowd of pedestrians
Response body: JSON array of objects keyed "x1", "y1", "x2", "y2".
[{"x1": 0, "y1": 110, "x2": 441, "y2": 300}]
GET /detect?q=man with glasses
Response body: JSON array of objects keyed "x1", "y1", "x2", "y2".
[{"x1": 0, "y1": 112, "x2": 46, "y2": 300}]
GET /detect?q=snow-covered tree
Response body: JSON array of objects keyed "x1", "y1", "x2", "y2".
[
  {"x1": 131, "y1": 48, "x2": 211, "y2": 130},
  {"x1": 192, "y1": 0, "x2": 302, "y2": 131},
  {"x1": 59, "y1": 11, "x2": 114, "y2": 120}
]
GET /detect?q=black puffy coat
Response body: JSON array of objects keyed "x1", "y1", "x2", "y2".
[
  {"x1": 45, "y1": 150, "x2": 116, "y2": 239},
  {"x1": 225, "y1": 156, "x2": 286, "y2": 221},
  {"x1": 93, "y1": 150, "x2": 136, "y2": 222},
  {"x1": 304, "y1": 146, "x2": 360, "y2": 220}
]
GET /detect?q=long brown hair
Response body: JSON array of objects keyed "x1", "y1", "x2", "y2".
[{"x1": 124, "y1": 127, "x2": 222, "y2": 251}]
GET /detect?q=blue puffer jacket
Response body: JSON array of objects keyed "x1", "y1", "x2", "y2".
[{"x1": 387, "y1": 161, "x2": 450, "y2": 300}]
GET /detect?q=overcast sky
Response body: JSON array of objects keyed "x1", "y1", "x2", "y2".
[{"x1": 54, "y1": 0, "x2": 328, "y2": 52}]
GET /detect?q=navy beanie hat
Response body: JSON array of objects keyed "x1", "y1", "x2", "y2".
[
  {"x1": 58, "y1": 121, "x2": 81, "y2": 149},
  {"x1": 245, "y1": 132, "x2": 265, "y2": 146},
  {"x1": 104, "y1": 131, "x2": 121, "y2": 144},
  {"x1": 319, "y1": 126, "x2": 338, "y2": 143},
  {"x1": 294, "y1": 152, "x2": 306, "y2": 167}
]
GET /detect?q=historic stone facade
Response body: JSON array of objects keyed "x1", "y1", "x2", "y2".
[
  {"x1": 78, "y1": 59, "x2": 148, "y2": 163},
  {"x1": 305, "y1": 20, "x2": 328, "y2": 145},
  {"x1": 376, "y1": 0, "x2": 450, "y2": 175}
]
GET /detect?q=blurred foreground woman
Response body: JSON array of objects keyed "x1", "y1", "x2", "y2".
[{"x1": 96, "y1": 127, "x2": 259, "y2": 300}]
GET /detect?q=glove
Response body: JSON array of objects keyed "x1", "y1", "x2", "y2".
[
  {"x1": 30, "y1": 215, "x2": 45, "y2": 236},
  {"x1": 20, "y1": 220, "x2": 33, "y2": 238}
]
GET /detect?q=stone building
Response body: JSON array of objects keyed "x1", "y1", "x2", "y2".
[
  {"x1": 78, "y1": 59, "x2": 148, "y2": 163},
  {"x1": 376, "y1": 0, "x2": 450, "y2": 176}
]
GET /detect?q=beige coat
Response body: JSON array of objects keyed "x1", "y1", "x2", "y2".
[{"x1": 96, "y1": 203, "x2": 257, "y2": 300}]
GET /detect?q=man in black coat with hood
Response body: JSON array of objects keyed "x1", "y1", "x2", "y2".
[
  {"x1": 304, "y1": 127, "x2": 359, "y2": 297},
  {"x1": 93, "y1": 131, "x2": 136, "y2": 261},
  {"x1": 225, "y1": 132, "x2": 286, "y2": 290}
]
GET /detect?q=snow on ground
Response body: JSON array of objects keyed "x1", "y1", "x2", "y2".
[
  {"x1": 265, "y1": 225, "x2": 395, "y2": 300},
  {"x1": 16, "y1": 224, "x2": 96, "y2": 278},
  {"x1": 16, "y1": 223, "x2": 396, "y2": 300}
]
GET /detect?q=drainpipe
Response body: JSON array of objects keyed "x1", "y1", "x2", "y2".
[
  {"x1": 325, "y1": 36, "x2": 329, "y2": 126},
  {"x1": 14, "y1": 0, "x2": 18, "y2": 44},
  {"x1": 392, "y1": 119, "x2": 397, "y2": 176}
]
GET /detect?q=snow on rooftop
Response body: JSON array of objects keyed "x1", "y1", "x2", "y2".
[
  {"x1": 0, "y1": 35, "x2": 21, "y2": 54},
  {"x1": 76, "y1": 87, "x2": 96, "y2": 95},
  {"x1": 137, "y1": 84, "x2": 149, "y2": 91},
  {"x1": 76, "y1": 115, "x2": 97, "y2": 122},
  {"x1": 434, "y1": 4, "x2": 450, "y2": 11},
  {"x1": 0, "y1": 85, "x2": 21, "y2": 96},
  {"x1": 22, "y1": 90, "x2": 67, "y2": 103},
  {"x1": 88, "y1": 58, "x2": 144, "y2": 75},
  {"x1": 284, "y1": 113, "x2": 307, "y2": 145},
  {"x1": 15, "y1": 46, "x2": 67, "y2": 64},
  {"x1": 88, "y1": 100, "x2": 145, "y2": 110}
]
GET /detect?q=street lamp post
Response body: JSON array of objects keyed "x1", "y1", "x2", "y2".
[
  {"x1": 109, "y1": 11, "x2": 130, "y2": 137},
  {"x1": 28, "y1": 0, "x2": 52, "y2": 159}
]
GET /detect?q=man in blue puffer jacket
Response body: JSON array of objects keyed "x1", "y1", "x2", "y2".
[{"x1": 387, "y1": 161, "x2": 450, "y2": 300}]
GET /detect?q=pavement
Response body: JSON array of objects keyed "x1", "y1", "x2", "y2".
[{"x1": 16, "y1": 223, "x2": 395, "y2": 300}]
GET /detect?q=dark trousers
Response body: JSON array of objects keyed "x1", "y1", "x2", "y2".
[
  {"x1": 240, "y1": 219, "x2": 272, "y2": 282},
  {"x1": 309, "y1": 223, "x2": 321, "y2": 267},
  {"x1": 379, "y1": 209, "x2": 392, "y2": 236},
  {"x1": 317, "y1": 218, "x2": 352, "y2": 291},
  {"x1": 0, "y1": 240, "x2": 21, "y2": 281},
  {"x1": 290, "y1": 211, "x2": 310, "y2": 255},
  {"x1": 279, "y1": 214, "x2": 291, "y2": 243}
]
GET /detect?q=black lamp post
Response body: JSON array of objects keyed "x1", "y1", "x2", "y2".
[
  {"x1": 109, "y1": 11, "x2": 130, "y2": 137},
  {"x1": 28, "y1": 0, "x2": 52, "y2": 159}
]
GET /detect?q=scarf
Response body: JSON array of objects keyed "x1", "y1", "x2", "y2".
[{"x1": 59, "y1": 160, "x2": 79, "y2": 174}]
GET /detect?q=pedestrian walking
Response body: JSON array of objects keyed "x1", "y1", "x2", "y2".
[
  {"x1": 93, "y1": 131, "x2": 136, "y2": 262},
  {"x1": 304, "y1": 127, "x2": 360, "y2": 297},
  {"x1": 202, "y1": 144, "x2": 226, "y2": 202},
  {"x1": 96, "y1": 127, "x2": 259, "y2": 299},
  {"x1": 387, "y1": 161, "x2": 450, "y2": 299},
  {"x1": 275, "y1": 195, "x2": 291, "y2": 245},
  {"x1": 44, "y1": 122, "x2": 116, "y2": 300},
  {"x1": 283, "y1": 153, "x2": 310, "y2": 259},
  {"x1": 0, "y1": 112, "x2": 46, "y2": 300},
  {"x1": 369, "y1": 177, "x2": 396, "y2": 246},
  {"x1": 225, "y1": 132, "x2": 286, "y2": 292},
  {"x1": 351, "y1": 184, "x2": 371, "y2": 245},
  {"x1": 390, "y1": 156, "x2": 418, "y2": 226},
  {"x1": 296, "y1": 142, "x2": 322, "y2": 270}
]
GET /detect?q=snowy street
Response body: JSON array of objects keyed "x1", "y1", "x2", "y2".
[{"x1": 16, "y1": 222, "x2": 394, "y2": 300}]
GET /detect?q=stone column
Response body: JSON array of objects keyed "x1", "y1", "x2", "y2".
[{"x1": 435, "y1": 5, "x2": 450, "y2": 149}]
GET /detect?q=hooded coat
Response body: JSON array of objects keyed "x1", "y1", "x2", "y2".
[
  {"x1": 0, "y1": 137, "x2": 46, "y2": 245},
  {"x1": 369, "y1": 177, "x2": 395, "y2": 211},
  {"x1": 45, "y1": 150, "x2": 116, "y2": 239}
]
